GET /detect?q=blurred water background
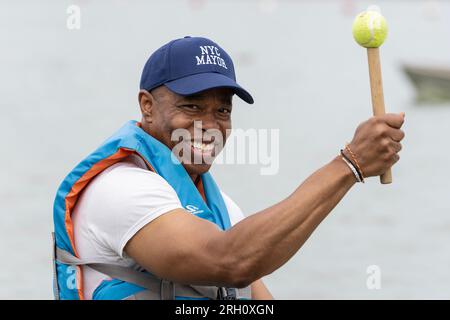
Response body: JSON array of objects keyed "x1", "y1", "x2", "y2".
[{"x1": 1, "y1": 0, "x2": 450, "y2": 299}]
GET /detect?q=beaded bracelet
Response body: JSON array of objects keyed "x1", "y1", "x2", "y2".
[
  {"x1": 340, "y1": 155, "x2": 362, "y2": 183},
  {"x1": 340, "y1": 149, "x2": 364, "y2": 183},
  {"x1": 345, "y1": 144, "x2": 366, "y2": 182}
]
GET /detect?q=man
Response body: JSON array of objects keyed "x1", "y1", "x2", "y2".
[{"x1": 52, "y1": 36, "x2": 405, "y2": 300}]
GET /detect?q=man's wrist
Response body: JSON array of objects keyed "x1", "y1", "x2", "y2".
[{"x1": 332, "y1": 155, "x2": 359, "y2": 186}]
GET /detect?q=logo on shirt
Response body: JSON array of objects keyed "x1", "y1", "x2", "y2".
[
  {"x1": 195, "y1": 46, "x2": 228, "y2": 69},
  {"x1": 185, "y1": 204, "x2": 204, "y2": 215}
]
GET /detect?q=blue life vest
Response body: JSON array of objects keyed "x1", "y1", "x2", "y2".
[{"x1": 52, "y1": 120, "x2": 247, "y2": 300}]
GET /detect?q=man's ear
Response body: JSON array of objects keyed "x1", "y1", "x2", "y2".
[{"x1": 139, "y1": 89, "x2": 154, "y2": 123}]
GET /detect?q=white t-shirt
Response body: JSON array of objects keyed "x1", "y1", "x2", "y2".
[{"x1": 72, "y1": 154, "x2": 246, "y2": 300}]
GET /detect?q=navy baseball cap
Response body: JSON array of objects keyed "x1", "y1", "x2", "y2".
[{"x1": 140, "y1": 36, "x2": 254, "y2": 104}]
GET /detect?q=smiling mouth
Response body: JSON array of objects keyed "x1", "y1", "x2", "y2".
[{"x1": 187, "y1": 140, "x2": 215, "y2": 154}]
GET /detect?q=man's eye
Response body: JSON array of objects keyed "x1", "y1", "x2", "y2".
[
  {"x1": 182, "y1": 104, "x2": 200, "y2": 110},
  {"x1": 219, "y1": 108, "x2": 231, "y2": 114}
]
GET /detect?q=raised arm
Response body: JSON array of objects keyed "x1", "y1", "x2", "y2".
[{"x1": 125, "y1": 113, "x2": 405, "y2": 289}]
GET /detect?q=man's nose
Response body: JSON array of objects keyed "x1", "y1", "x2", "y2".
[{"x1": 197, "y1": 111, "x2": 220, "y2": 131}]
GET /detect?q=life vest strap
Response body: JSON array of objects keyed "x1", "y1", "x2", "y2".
[
  {"x1": 56, "y1": 246, "x2": 167, "y2": 294},
  {"x1": 51, "y1": 232, "x2": 60, "y2": 300},
  {"x1": 55, "y1": 245, "x2": 229, "y2": 300}
]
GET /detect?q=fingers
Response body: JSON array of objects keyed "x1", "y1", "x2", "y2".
[
  {"x1": 391, "y1": 141, "x2": 402, "y2": 153},
  {"x1": 351, "y1": 114, "x2": 405, "y2": 177},
  {"x1": 378, "y1": 113, "x2": 405, "y2": 129},
  {"x1": 386, "y1": 141, "x2": 401, "y2": 168},
  {"x1": 379, "y1": 139, "x2": 401, "y2": 157},
  {"x1": 387, "y1": 127, "x2": 405, "y2": 142},
  {"x1": 391, "y1": 153, "x2": 400, "y2": 165},
  {"x1": 381, "y1": 143, "x2": 400, "y2": 167}
]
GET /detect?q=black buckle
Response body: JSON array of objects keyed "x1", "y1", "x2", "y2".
[{"x1": 218, "y1": 287, "x2": 237, "y2": 300}]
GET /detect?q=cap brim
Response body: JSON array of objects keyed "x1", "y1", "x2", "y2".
[{"x1": 164, "y1": 72, "x2": 254, "y2": 104}]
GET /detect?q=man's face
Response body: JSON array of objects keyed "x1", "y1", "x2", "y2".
[{"x1": 139, "y1": 86, "x2": 233, "y2": 179}]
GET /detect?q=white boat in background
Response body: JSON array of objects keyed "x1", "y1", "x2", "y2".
[{"x1": 402, "y1": 64, "x2": 450, "y2": 103}]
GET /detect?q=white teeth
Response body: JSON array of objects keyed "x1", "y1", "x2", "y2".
[
  {"x1": 202, "y1": 143, "x2": 214, "y2": 151},
  {"x1": 190, "y1": 141, "x2": 214, "y2": 152}
]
